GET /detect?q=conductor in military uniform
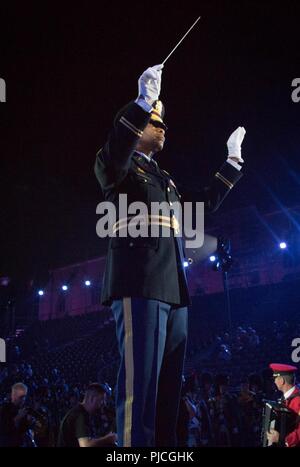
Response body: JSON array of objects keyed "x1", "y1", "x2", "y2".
[{"x1": 94, "y1": 64, "x2": 246, "y2": 446}]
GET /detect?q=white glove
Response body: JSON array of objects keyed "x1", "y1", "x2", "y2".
[
  {"x1": 227, "y1": 127, "x2": 246, "y2": 163},
  {"x1": 137, "y1": 64, "x2": 164, "y2": 106}
]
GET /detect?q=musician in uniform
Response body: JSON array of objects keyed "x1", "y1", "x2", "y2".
[
  {"x1": 94, "y1": 64, "x2": 246, "y2": 446},
  {"x1": 267, "y1": 363, "x2": 300, "y2": 447}
]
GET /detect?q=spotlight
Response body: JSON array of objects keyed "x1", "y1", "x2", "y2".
[
  {"x1": 209, "y1": 255, "x2": 216, "y2": 262},
  {"x1": 84, "y1": 280, "x2": 91, "y2": 286},
  {"x1": 279, "y1": 242, "x2": 287, "y2": 250},
  {"x1": 62, "y1": 285, "x2": 68, "y2": 291},
  {"x1": 0, "y1": 276, "x2": 10, "y2": 287},
  {"x1": 38, "y1": 290, "x2": 44, "y2": 296}
]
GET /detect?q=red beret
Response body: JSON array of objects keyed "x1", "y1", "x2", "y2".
[{"x1": 269, "y1": 363, "x2": 298, "y2": 375}]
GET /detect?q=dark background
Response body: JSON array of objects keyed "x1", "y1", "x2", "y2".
[{"x1": 0, "y1": 0, "x2": 300, "y2": 289}]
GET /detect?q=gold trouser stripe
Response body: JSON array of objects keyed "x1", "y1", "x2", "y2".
[
  {"x1": 123, "y1": 297, "x2": 134, "y2": 447},
  {"x1": 119, "y1": 116, "x2": 143, "y2": 137},
  {"x1": 215, "y1": 172, "x2": 234, "y2": 189}
]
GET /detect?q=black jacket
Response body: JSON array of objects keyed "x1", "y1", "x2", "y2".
[{"x1": 94, "y1": 102, "x2": 243, "y2": 306}]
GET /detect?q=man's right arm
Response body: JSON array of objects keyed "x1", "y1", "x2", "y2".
[
  {"x1": 94, "y1": 64, "x2": 163, "y2": 192},
  {"x1": 94, "y1": 102, "x2": 151, "y2": 189}
]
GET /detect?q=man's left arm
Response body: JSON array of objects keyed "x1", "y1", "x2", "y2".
[
  {"x1": 285, "y1": 424, "x2": 300, "y2": 447},
  {"x1": 285, "y1": 397, "x2": 300, "y2": 447},
  {"x1": 181, "y1": 127, "x2": 246, "y2": 212}
]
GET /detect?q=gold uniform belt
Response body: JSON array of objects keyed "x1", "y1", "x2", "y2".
[{"x1": 112, "y1": 214, "x2": 180, "y2": 235}]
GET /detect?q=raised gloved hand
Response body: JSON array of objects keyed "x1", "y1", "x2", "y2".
[
  {"x1": 137, "y1": 64, "x2": 164, "y2": 106},
  {"x1": 227, "y1": 127, "x2": 246, "y2": 163}
]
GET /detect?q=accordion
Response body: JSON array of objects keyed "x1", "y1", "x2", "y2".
[{"x1": 262, "y1": 400, "x2": 297, "y2": 447}]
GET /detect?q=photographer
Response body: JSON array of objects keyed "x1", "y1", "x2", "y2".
[
  {"x1": 0, "y1": 382, "x2": 36, "y2": 447},
  {"x1": 57, "y1": 383, "x2": 117, "y2": 447}
]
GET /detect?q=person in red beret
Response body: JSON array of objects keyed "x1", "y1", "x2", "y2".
[{"x1": 267, "y1": 363, "x2": 300, "y2": 447}]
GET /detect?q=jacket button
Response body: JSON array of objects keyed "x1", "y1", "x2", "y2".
[
  {"x1": 144, "y1": 179, "x2": 148, "y2": 183},
  {"x1": 129, "y1": 242, "x2": 134, "y2": 247}
]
